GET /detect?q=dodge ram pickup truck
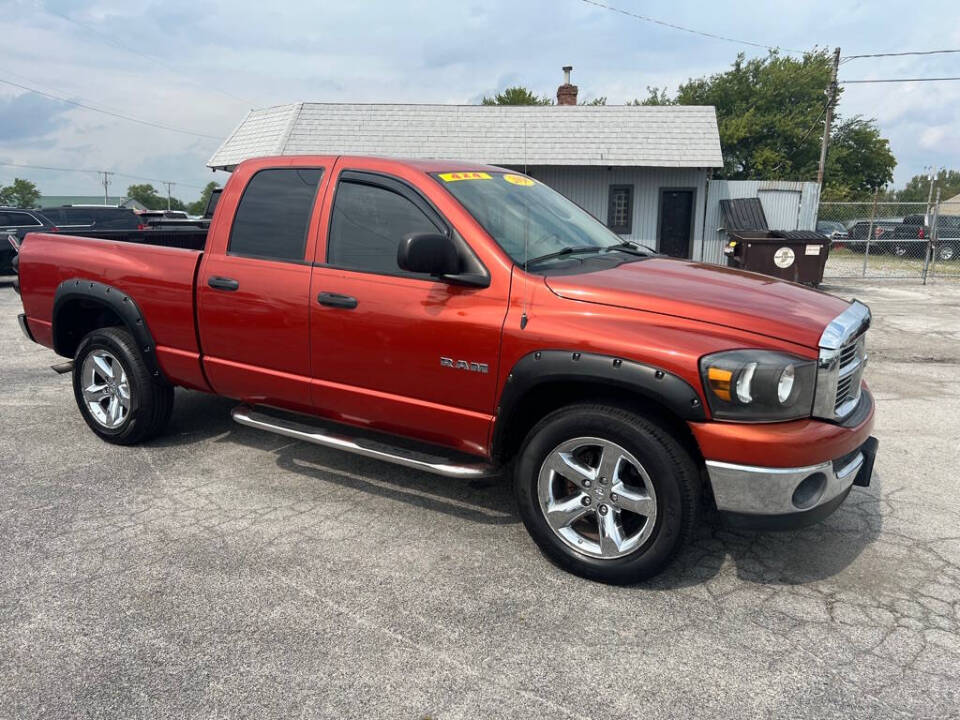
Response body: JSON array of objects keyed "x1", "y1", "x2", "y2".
[{"x1": 14, "y1": 155, "x2": 878, "y2": 583}]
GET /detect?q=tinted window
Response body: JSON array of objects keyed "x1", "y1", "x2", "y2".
[
  {"x1": 41, "y1": 208, "x2": 96, "y2": 226},
  {"x1": 0, "y1": 211, "x2": 40, "y2": 227},
  {"x1": 92, "y1": 208, "x2": 140, "y2": 229},
  {"x1": 327, "y1": 180, "x2": 439, "y2": 274},
  {"x1": 228, "y1": 168, "x2": 322, "y2": 261}
]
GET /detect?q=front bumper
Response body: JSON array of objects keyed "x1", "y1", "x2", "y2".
[{"x1": 705, "y1": 436, "x2": 878, "y2": 530}]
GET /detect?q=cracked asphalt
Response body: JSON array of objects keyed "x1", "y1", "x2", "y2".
[{"x1": 1, "y1": 277, "x2": 959, "y2": 719}]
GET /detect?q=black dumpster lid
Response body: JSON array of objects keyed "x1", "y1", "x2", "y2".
[
  {"x1": 720, "y1": 198, "x2": 768, "y2": 231},
  {"x1": 772, "y1": 230, "x2": 830, "y2": 241}
]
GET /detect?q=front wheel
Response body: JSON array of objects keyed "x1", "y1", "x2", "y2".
[
  {"x1": 72, "y1": 326, "x2": 174, "y2": 445},
  {"x1": 514, "y1": 404, "x2": 700, "y2": 584},
  {"x1": 937, "y1": 243, "x2": 957, "y2": 262}
]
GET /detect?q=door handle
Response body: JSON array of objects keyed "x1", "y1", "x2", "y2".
[
  {"x1": 208, "y1": 276, "x2": 239, "y2": 291},
  {"x1": 316, "y1": 292, "x2": 358, "y2": 309}
]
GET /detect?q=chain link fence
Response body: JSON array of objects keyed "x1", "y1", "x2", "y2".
[{"x1": 818, "y1": 200, "x2": 960, "y2": 281}]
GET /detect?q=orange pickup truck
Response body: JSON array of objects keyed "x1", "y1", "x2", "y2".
[{"x1": 14, "y1": 155, "x2": 877, "y2": 583}]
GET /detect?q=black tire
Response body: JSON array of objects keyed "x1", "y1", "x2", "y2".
[
  {"x1": 937, "y1": 243, "x2": 957, "y2": 262},
  {"x1": 514, "y1": 404, "x2": 700, "y2": 584},
  {"x1": 72, "y1": 326, "x2": 174, "y2": 445}
]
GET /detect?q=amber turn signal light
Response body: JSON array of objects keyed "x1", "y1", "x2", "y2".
[{"x1": 707, "y1": 367, "x2": 733, "y2": 402}]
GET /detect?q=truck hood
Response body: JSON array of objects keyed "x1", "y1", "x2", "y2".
[{"x1": 544, "y1": 258, "x2": 850, "y2": 349}]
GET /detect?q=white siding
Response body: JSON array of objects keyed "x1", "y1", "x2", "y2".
[
  {"x1": 520, "y1": 166, "x2": 709, "y2": 255},
  {"x1": 701, "y1": 180, "x2": 821, "y2": 264}
]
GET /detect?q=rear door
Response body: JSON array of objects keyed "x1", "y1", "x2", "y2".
[
  {"x1": 307, "y1": 163, "x2": 508, "y2": 454},
  {"x1": 197, "y1": 160, "x2": 330, "y2": 413}
]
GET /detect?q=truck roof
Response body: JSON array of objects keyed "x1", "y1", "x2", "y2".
[{"x1": 235, "y1": 154, "x2": 510, "y2": 175}]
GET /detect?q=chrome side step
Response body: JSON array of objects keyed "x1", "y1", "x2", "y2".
[
  {"x1": 231, "y1": 404, "x2": 498, "y2": 479},
  {"x1": 51, "y1": 360, "x2": 74, "y2": 374}
]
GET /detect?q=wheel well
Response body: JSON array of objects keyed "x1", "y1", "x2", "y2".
[
  {"x1": 54, "y1": 299, "x2": 124, "y2": 359},
  {"x1": 493, "y1": 380, "x2": 704, "y2": 467}
]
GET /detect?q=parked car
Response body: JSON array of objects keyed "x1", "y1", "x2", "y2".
[
  {"x1": 845, "y1": 219, "x2": 901, "y2": 253},
  {"x1": 816, "y1": 220, "x2": 848, "y2": 242},
  {"x1": 892, "y1": 214, "x2": 960, "y2": 261},
  {"x1": 39, "y1": 205, "x2": 142, "y2": 231},
  {"x1": 0, "y1": 207, "x2": 56, "y2": 273},
  {"x1": 14, "y1": 156, "x2": 877, "y2": 584}
]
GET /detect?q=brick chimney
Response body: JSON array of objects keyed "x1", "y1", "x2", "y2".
[{"x1": 557, "y1": 65, "x2": 578, "y2": 105}]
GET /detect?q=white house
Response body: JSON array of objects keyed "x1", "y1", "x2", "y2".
[{"x1": 206, "y1": 70, "x2": 724, "y2": 259}]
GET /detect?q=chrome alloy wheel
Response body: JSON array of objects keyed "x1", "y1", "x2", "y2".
[
  {"x1": 81, "y1": 349, "x2": 131, "y2": 429},
  {"x1": 537, "y1": 437, "x2": 658, "y2": 559}
]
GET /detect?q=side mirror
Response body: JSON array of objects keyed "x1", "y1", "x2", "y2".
[{"x1": 397, "y1": 233, "x2": 461, "y2": 276}]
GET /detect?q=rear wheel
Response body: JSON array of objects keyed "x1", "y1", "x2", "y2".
[
  {"x1": 72, "y1": 326, "x2": 173, "y2": 444},
  {"x1": 514, "y1": 404, "x2": 700, "y2": 584},
  {"x1": 937, "y1": 243, "x2": 957, "y2": 262}
]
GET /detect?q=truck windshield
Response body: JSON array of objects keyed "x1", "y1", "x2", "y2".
[{"x1": 432, "y1": 171, "x2": 649, "y2": 266}]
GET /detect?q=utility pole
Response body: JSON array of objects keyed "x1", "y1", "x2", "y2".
[
  {"x1": 163, "y1": 181, "x2": 175, "y2": 211},
  {"x1": 817, "y1": 47, "x2": 841, "y2": 186},
  {"x1": 99, "y1": 171, "x2": 113, "y2": 204},
  {"x1": 924, "y1": 166, "x2": 939, "y2": 220}
]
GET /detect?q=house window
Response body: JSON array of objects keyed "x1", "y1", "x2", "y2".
[{"x1": 607, "y1": 185, "x2": 633, "y2": 235}]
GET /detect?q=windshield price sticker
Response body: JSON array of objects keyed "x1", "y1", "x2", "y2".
[
  {"x1": 503, "y1": 174, "x2": 535, "y2": 186},
  {"x1": 438, "y1": 172, "x2": 492, "y2": 182}
]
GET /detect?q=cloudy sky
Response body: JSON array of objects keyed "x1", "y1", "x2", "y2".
[{"x1": 1, "y1": 0, "x2": 958, "y2": 203}]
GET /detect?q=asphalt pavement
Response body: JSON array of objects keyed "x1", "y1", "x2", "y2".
[{"x1": 1, "y1": 277, "x2": 958, "y2": 719}]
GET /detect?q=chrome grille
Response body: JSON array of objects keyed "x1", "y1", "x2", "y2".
[
  {"x1": 833, "y1": 335, "x2": 866, "y2": 414},
  {"x1": 813, "y1": 301, "x2": 871, "y2": 421}
]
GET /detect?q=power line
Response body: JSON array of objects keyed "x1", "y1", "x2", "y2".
[
  {"x1": 841, "y1": 77, "x2": 960, "y2": 84},
  {"x1": 0, "y1": 76, "x2": 223, "y2": 140},
  {"x1": 578, "y1": 0, "x2": 803, "y2": 53},
  {"x1": 0, "y1": 160, "x2": 208, "y2": 190},
  {"x1": 843, "y1": 49, "x2": 960, "y2": 59},
  {"x1": 42, "y1": 7, "x2": 259, "y2": 108}
]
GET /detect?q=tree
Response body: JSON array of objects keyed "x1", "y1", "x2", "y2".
[
  {"x1": 188, "y1": 181, "x2": 220, "y2": 215},
  {"x1": 897, "y1": 169, "x2": 960, "y2": 202},
  {"x1": 126, "y1": 183, "x2": 164, "y2": 210},
  {"x1": 823, "y1": 117, "x2": 896, "y2": 200},
  {"x1": 0, "y1": 178, "x2": 40, "y2": 208},
  {"x1": 630, "y1": 50, "x2": 896, "y2": 198},
  {"x1": 481, "y1": 86, "x2": 552, "y2": 105},
  {"x1": 125, "y1": 183, "x2": 188, "y2": 211},
  {"x1": 580, "y1": 96, "x2": 607, "y2": 106}
]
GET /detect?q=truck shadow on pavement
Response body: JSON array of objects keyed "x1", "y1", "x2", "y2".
[{"x1": 152, "y1": 389, "x2": 884, "y2": 588}]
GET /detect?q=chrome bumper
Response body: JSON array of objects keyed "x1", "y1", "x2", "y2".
[{"x1": 705, "y1": 438, "x2": 876, "y2": 528}]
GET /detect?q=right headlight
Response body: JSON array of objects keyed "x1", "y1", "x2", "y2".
[{"x1": 699, "y1": 349, "x2": 816, "y2": 421}]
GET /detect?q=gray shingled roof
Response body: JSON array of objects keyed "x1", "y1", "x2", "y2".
[{"x1": 207, "y1": 103, "x2": 723, "y2": 170}]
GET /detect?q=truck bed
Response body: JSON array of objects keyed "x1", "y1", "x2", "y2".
[
  {"x1": 17, "y1": 231, "x2": 208, "y2": 390},
  {"x1": 42, "y1": 227, "x2": 209, "y2": 252}
]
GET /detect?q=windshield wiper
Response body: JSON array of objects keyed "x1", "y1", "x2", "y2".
[
  {"x1": 610, "y1": 240, "x2": 654, "y2": 256},
  {"x1": 525, "y1": 245, "x2": 609, "y2": 267}
]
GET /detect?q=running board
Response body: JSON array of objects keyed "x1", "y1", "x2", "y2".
[{"x1": 231, "y1": 404, "x2": 497, "y2": 479}]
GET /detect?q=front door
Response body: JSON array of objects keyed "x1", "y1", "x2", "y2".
[
  {"x1": 308, "y1": 167, "x2": 508, "y2": 455},
  {"x1": 197, "y1": 164, "x2": 328, "y2": 413},
  {"x1": 658, "y1": 189, "x2": 694, "y2": 258}
]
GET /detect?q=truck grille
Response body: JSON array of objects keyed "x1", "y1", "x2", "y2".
[
  {"x1": 834, "y1": 335, "x2": 866, "y2": 414},
  {"x1": 813, "y1": 301, "x2": 871, "y2": 421}
]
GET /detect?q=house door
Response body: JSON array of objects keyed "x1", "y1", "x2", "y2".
[{"x1": 658, "y1": 189, "x2": 694, "y2": 258}]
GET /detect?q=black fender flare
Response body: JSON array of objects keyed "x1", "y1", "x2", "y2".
[
  {"x1": 52, "y1": 277, "x2": 165, "y2": 380},
  {"x1": 491, "y1": 350, "x2": 706, "y2": 457}
]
